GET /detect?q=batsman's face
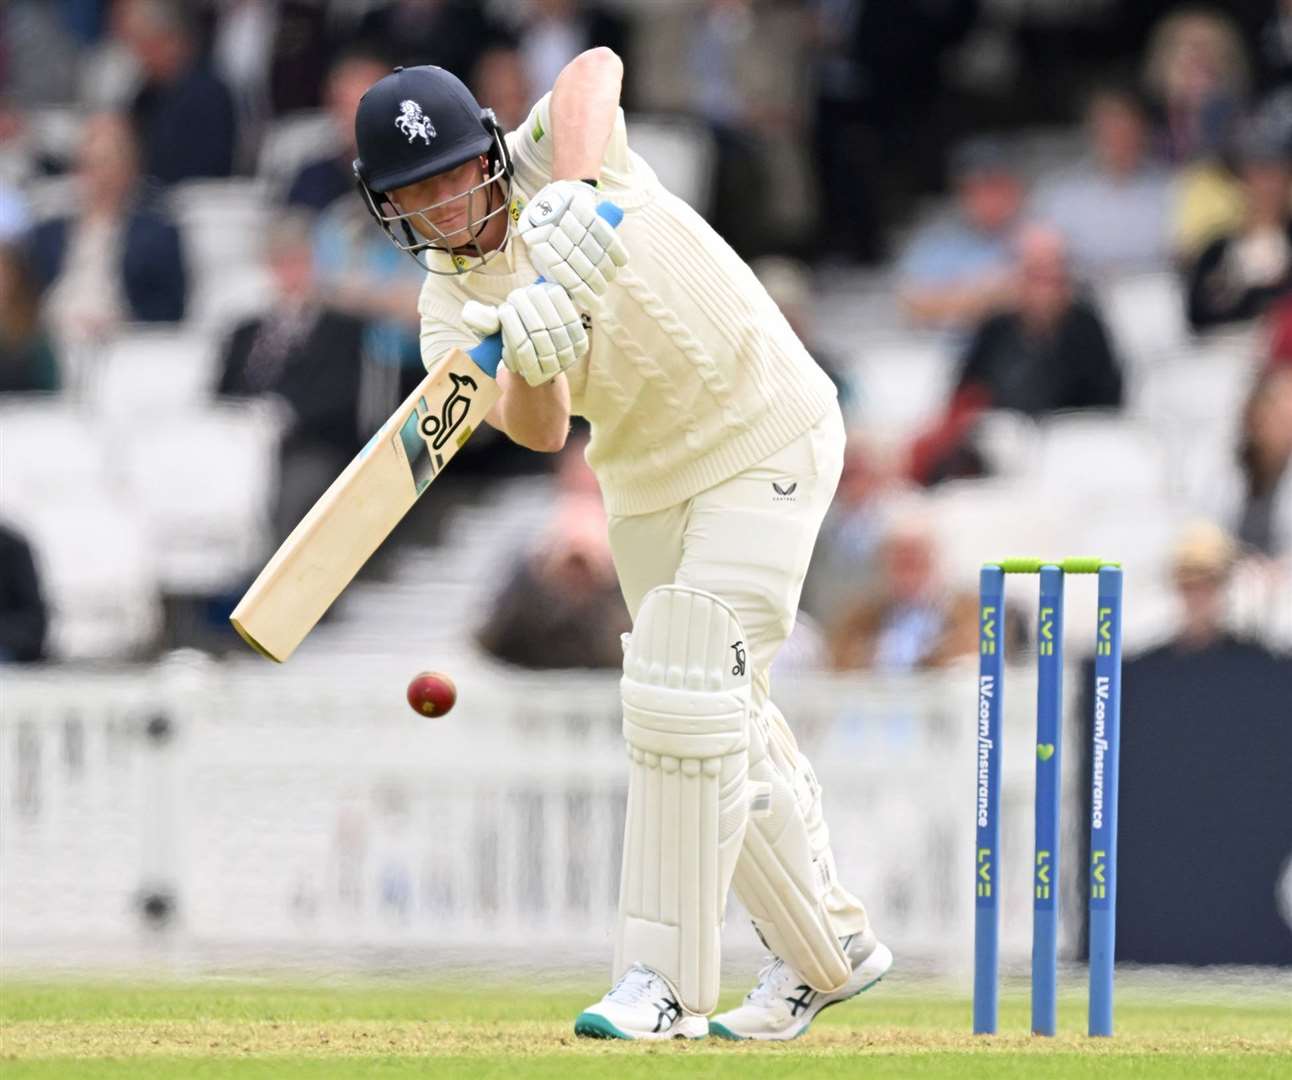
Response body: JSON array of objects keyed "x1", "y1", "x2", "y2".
[{"x1": 389, "y1": 157, "x2": 507, "y2": 253}]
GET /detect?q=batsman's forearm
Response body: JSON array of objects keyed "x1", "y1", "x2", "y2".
[
  {"x1": 551, "y1": 47, "x2": 623, "y2": 181},
  {"x1": 496, "y1": 369, "x2": 571, "y2": 453}
]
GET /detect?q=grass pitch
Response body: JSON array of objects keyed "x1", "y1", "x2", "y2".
[{"x1": 2, "y1": 977, "x2": 1289, "y2": 1079}]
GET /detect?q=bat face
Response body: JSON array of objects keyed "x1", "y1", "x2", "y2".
[
  {"x1": 398, "y1": 369, "x2": 482, "y2": 495},
  {"x1": 230, "y1": 347, "x2": 500, "y2": 662},
  {"x1": 231, "y1": 199, "x2": 622, "y2": 663}
]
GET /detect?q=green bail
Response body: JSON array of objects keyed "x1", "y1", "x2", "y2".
[{"x1": 985, "y1": 557, "x2": 1121, "y2": 575}]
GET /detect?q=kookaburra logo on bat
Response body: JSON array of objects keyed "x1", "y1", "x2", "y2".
[{"x1": 419, "y1": 372, "x2": 477, "y2": 450}]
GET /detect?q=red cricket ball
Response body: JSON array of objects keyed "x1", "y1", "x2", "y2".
[{"x1": 406, "y1": 671, "x2": 457, "y2": 718}]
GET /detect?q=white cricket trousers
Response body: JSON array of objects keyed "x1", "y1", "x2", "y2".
[{"x1": 606, "y1": 402, "x2": 870, "y2": 942}]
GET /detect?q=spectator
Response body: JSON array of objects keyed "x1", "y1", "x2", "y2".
[
  {"x1": 356, "y1": 0, "x2": 510, "y2": 80},
  {"x1": 1032, "y1": 84, "x2": 1173, "y2": 275},
  {"x1": 1259, "y1": 0, "x2": 1292, "y2": 92},
  {"x1": 1186, "y1": 126, "x2": 1292, "y2": 331},
  {"x1": 808, "y1": 0, "x2": 976, "y2": 264},
  {"x1": 650, "y1": 0, "x2": 811, "y2": 255},
  {"x1": 118, "y1": 0, "x2": 237, "y2": 185},
  {"x1": 204, "y1": 0, "x2": 333, "y2": 117},
  {"x1": 0, "y1": 183, "x2": 30, "y2": 243},
  {"x1": 470, "y1": 46, "x2": 532, "y2": 134},
  {"x1": 952, "y1": 226, "x2": 1122, "y2": 413},
  {"x1": 1233, "y1": 365, "x2": 1292, "y2": 558},
  {"x1": 826, "y1": 512, "x2": 980, "y2": 673},
  {"x1": 1172, "y1": 157, "x2": 1248, "y2": 266},
  {"x1": 1263, "y1": 287, "x2": 1292, "y2": 367},
  {"x1": 0, "y1": 1, "x2": 82, "y2": 105},
  {"x1": 752, "y1": 256, "x2": 852, "y2": 411},
  {"x1": 60, "y1": 0, "x2": 108, "y2": 46},
  {"x1": 77, "y1": 2, "x2": 141, "y2": 110},
  {"x1": 1189, "y1": 365, "x2": 1292, "y2": 642},
  {"x1": 909, "y1": 226, "x2": 1123, "y2": 485},
  {"x1": 477, "y1": 442, "x2": 631, "y2": 670},
  {"x1": 1147, "y1": 521, "x2": 1255, "y2": 658},
  {"x1": 0, "y1": 102, "x2": 31, "y2": 189},
  {"x1": 266, "y1": 1, "x2": 333, "y2": 116},
  {"x1": 207, "y1": 0, "x2": 278, "y2": 170},
  {"x1": 1161, "y1": 521, "x2": 1241, "y2": 653},
  {"x1": 0, "y1": 245, "x2": 59, "y2": 393},
  {"x1": 312, "y1": 193, "x2": 424, "y2": 432},
  {"x1": 28, "y1": 112, "x2": 187, "y2": 345},
  {"x1": 285, "y1": 49, "x2": 389, "y2": 215},
  {"x1": 800, "y1": 435, "x2": 904, "y2": 627},
  {"x1": 0, "y1": 520, "x2": 49, "y2": 663},
  {"x1": 1149, "y1": 9, "x2": 1253, "y2": 263},
  {"x1": 807, "y1": 0, "x2": 875, "y2": 262},
  {"x1": 216, "y1": 213, "x2": 364, "y2": 541},
  {"x1": 1143, "y1": 8, "x2": 1249, "y2": 165},
  {"x1": 896, "y1": 138, "x2": 1024, "y2": 332},
  {"x1": 514, "y1": 1, "x2": 631, "y2": 114}
]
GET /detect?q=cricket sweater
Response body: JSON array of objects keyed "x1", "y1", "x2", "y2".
[{"x1": 416, "y1": 93, "x2": 838, "y2": 517}]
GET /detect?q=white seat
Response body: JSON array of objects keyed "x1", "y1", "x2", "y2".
[
  {"x1": 1040, "y1": 496, "x2": 1182, "y2": 652},
  {"x1": 1096, "y1": 272, "x2": 1187, "y2": 372},
  {"x1": 169, "y1": 179, "x2": 273, "y2": 333},
  {"x1": 24, "y1": 107, "x2": 85, "y2": 168},
  {"x1": 625, "y1": 114, "x2": 717, "y2": 215},
  {"x1": 171, "y1": 178, "x2": 271, "y2": 278},
  {"x1": 816, "y1": 276, "x2": 905, "y2": 341},
  {"x1": 1030, "y1": 413, "x2": 1169, "y2": 503},
  {"x1": 1133, "y1": 345, "x2": 1257, "y2": 497},
  {"x1": 1135, "y1": 344, "x2": 1257, "y2": 432},
  {"x1": 170, "y1": 178, "x2": 272, "y2": 216},
  {"x1": 849, "y1": 336, "x2": 954, "y2": 439},
  {"x1": 95, "y1": 327, "x2": 219, "y2": 421},
  {"x1": 192, "y1": 263, "x2": 274, "y2": 335},
  {"x1": 21, "y1": 174, "x2": 79, "y2": 223},
  {"x1": 1077, "y1": 499, "x2": 1184, "y2": 580},
  {"x1": 926, "y1": 480, "x2": 1067, "y2": 591},
  {"x1": 18, "y1": 496, "x2": 161, "y2": 660},
  {"x1": 972, "y1": 409, "x2": 1040, "y2": 480},
  {"x1": 257, "y1": 110, "x2": 337, "y2": 196},
  {"x1": 119, "y1": 403, "x2": 281, "y2": 593},
  {"x1": 0, "y1": 398, "x2": 113, "y2": 513}
]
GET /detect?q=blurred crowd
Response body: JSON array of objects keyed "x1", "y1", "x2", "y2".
[{"x1": 0, "y1": 1, "x2": 1290, "y2": 678}]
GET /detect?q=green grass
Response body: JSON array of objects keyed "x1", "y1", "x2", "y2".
[{"x1": 2, "y1": 979, "x2": 1289, "y2": 1079}]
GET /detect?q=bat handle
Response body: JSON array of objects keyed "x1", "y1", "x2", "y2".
[{"x1": 467, "y1": 200, "x2": 625, "y2": 377}]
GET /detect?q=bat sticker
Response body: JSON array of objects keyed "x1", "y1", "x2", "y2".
[{"x1": 419, "y1": 372, "x2": 478, "y2": 451}]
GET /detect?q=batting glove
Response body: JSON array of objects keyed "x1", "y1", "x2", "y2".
[
  {"x1": 518, "y1": 180, "x2": 628, "y2": 307},
  {"x1": 462, "y1": 282, "x2": 589, "y2": 388}
]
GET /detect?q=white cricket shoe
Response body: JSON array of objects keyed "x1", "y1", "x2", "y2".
[
  {"x1": 574, "y1": 963, "x2": 709, "y2": 1040},
  {"x1": 708, "y1": 928, "x2": 892, "y2": 1041}
]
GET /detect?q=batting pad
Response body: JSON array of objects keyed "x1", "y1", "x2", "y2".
[
  {"x1": 732, "y1": 700, "x2": 852, "y2": 993},
  {"x1": 615, "y1": 585, "x2": 751, "y2": 1015}
]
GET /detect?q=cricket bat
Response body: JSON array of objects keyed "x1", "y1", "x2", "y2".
[{"x1": 231, "y1": 201, "x2": 623, "y2": 662}]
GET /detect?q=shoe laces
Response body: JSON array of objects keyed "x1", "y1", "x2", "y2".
[
  {"x1": 746, "y1": 957, "x2": 800, "y2": 1008},
  {"x1": 747, "y1": 934, "x2": 858, "y2": 1009},
  {"x1": 607, "y1": 963, "x2": 663, "y2": 1006}
]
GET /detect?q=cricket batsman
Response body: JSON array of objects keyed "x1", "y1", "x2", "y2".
[{"x1": 351, "y1": 49, "x2": 891, "y2": 1040}]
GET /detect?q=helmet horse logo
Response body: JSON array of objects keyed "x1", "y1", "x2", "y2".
[{"x1": 395, "y1": 100, "x2": 436, "y2": 145}]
